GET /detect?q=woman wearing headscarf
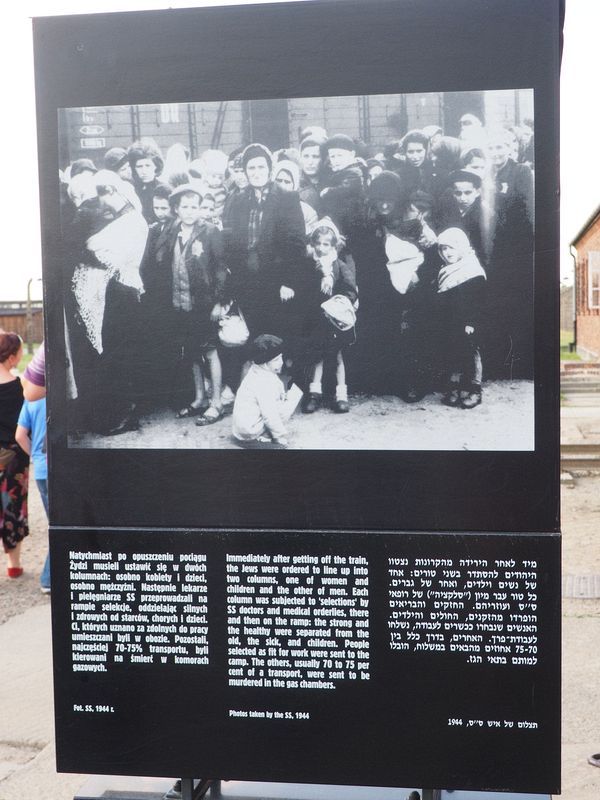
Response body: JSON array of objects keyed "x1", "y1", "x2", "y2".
[
  {"x1": 433, "y1": 227, "x2": 487, "y2": 409},
  {"x1": 69, "y1": 170, "x2": 149, "y2": 434},
  {"x1": 352, "y1": 172, "x2": 438, "y2": 398},
  {"x1": 273, "y1": 160, "x2": 319, "y2": 235},
  {"x1": 62, "y1": 168, "x2": 114, "y2": 433},
  {"x1": 268, "y1": 160, "x2": 321, "y2": 386},
  {"x1": 223, "y1": 143, "x2": 306, "y2": 344}
]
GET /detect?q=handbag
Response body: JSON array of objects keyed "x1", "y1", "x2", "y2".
[
  {"x1": 0, "y1": 446, "x2": 16, "y2": 471},
  {"x1": 321, "y1": 294, "x2": 357, "y2": 332},
  {"x1": 218, "y1": 302, "x2": 250, "y2": 347}
]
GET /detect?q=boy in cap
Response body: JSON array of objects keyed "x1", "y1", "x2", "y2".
[
  {"x1": 232, "y1": 334, "x2": 302, "y2": 448},
  {"x1": 440, "y1": 169, "x2": 487, "y2": 266}
]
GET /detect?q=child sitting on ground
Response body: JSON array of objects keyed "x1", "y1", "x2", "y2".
[
  {"x1": 435, "y1": 227, "x2": 486, "y2": 409},
  {"x1": 232, "y1": 335, "x2": 302, "y2": 449},
  {"x1": 301, "y1": 220, "x2": 357, "y2": 414}
]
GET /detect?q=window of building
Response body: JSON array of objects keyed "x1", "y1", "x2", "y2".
[{"x1": 589, "y1": 251, "x2": 600, "y2": 309}]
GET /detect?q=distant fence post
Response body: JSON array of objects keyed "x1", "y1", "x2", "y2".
[{"x1": 26, "y1": 279, "x2": 34, "y2": 354}]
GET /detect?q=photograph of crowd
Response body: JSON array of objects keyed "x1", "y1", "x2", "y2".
[{"x1": 57, "y1": 89, "x2": 535, "y2": 451}]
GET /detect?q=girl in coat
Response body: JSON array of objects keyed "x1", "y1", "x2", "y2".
[
  {"x1": 435, "y1": 227, "x2": 487, "y2": 409},
  {"x1": 301, "y1": 220, "x2": 357, "y2": 414}
]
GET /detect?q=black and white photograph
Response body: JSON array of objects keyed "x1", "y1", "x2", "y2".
[{"x1": 58, "y1": 88, "x2": 535, "y2": 451}]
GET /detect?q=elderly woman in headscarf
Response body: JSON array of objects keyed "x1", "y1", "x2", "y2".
[
  {"x1": 264, "y1": 159, "x2": 320, "y2": 385},
  {"x1": 348, "y1": 171, "x2": 438, "y2": 399},
  {"x1": 62, "y1": 167, "x2": 114, "y2": 433},
  {"x1": 273, "y1": 160, "x2": 319, "y2": 235},
  {"x1": 68, "y1": 170, "x2": 149, "y2": 434},
  {"x1": 434, "y1": 227, "x2": 487, "y2": 409}
]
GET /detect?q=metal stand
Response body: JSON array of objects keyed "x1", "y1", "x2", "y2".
[
  {"x1": 180, "y1": 778, "x2": 213, "y2": 800},
  {"x1": 74, "y1": 776, "x2": 550, "y2": 800}
]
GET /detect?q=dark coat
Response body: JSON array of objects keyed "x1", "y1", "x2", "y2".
[
  {"x1": 485, "y1": 158, "x2": 534, "y2": 379},
  {"x1": 141, "y1": 219, "x2": 227, "y2": 312},
  {"x1": 391, "y1": 159, "x2": 436, "y2": 196},
  {"x1": 433, "y1": 275, "x2": 486, "y2": 382},
  {"x1": 222, "y1": 182, "x2": 306, "y2": 336},
  {"x1": 320, "y1": 161, "x2": 366, "y2": 248},
  {"x1": 299, "y1": 255, "x2": 357, "y2": 308},
  {"x1": 494, "y1": 158, "x2": 534, "y2": 225},
  {"x1": 294, "y1": 256, "x2": 358, "y2": 368},
  {"x1": 299, "y1": 176, "x2": 322, "y2": 215},
  {"x1": 437, "y1": 196, "x2": 488, "y2": 268},
  {"x1": 435, "y1": 274, "x2": 486, "y2": 333}
]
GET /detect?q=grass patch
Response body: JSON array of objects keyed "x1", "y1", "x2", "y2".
[{"x1": 561, "y1": 329, "x2": 581, "y2": 361}]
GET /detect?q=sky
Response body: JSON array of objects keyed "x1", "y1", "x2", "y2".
[{"x1": 0, "y1": 0, "x2": 590, "y2": 300}]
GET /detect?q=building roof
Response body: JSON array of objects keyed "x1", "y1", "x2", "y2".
[{"x1": 572, "y1": 204, "x2": 600, "y2": 248}]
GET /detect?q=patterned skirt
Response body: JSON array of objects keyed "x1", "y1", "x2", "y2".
[{"x1": 0, "y1": 443, "x2": 29, "y2": 551}]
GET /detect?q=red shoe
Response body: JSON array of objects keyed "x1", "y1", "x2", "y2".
[{"x1": 7, "y1": 567, "x2": 23, "y2": 578}]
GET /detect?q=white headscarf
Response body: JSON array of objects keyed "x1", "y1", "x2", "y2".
[
  {"x1": 67, "y1": 172, "x2": 97, "y2": 208},
  {"x1": 94, "y1": 169, "x2": 142, "y2": 214},
  {"x1": 437, "y1": 228, "x2": 486, "y2": 292},
  {"x1": 273, "y1": 160, "x2": 300, "y2": 190}
]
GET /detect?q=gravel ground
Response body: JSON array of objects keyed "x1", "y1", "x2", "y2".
[
  {"x1": 561, "y1": 474, "x2": 600, "y2": 800},
  {"x1": 70, "y1": 379, "x2": 535, "y2": 451}
]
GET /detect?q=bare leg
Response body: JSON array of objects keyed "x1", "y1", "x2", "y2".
[
  {"x1": 335, "y1": 351, "x2": 346, "y2": 395},
  {"x1": 334, "y1": 352, "x2": 349, "y2": 411},
  {"x1": 176, "y1": 360, "x2": 207, "y2": 418},
  {"x1": 309, "y1": 360, "x2": 324, "y2": 393},
  {"x1": 304, "y1": 361, "x2": 324, "y2": 413},
  {"x1": 205, "y1": 348, "x2": 222, "y2": 408},
  {"x1": 191, "y1": 361, "x2": 206, "y2": 407}
]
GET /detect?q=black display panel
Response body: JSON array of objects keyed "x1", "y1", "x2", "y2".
[
  {"x1": 52, "y1": 528, "x2": 560, "y2": 793},
  {"x1": 33, "y1": 0, "x2": 561, "y2": 533},
  {"x1": 33, "y1": 0, "x2": 561, "y2": 793}
]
